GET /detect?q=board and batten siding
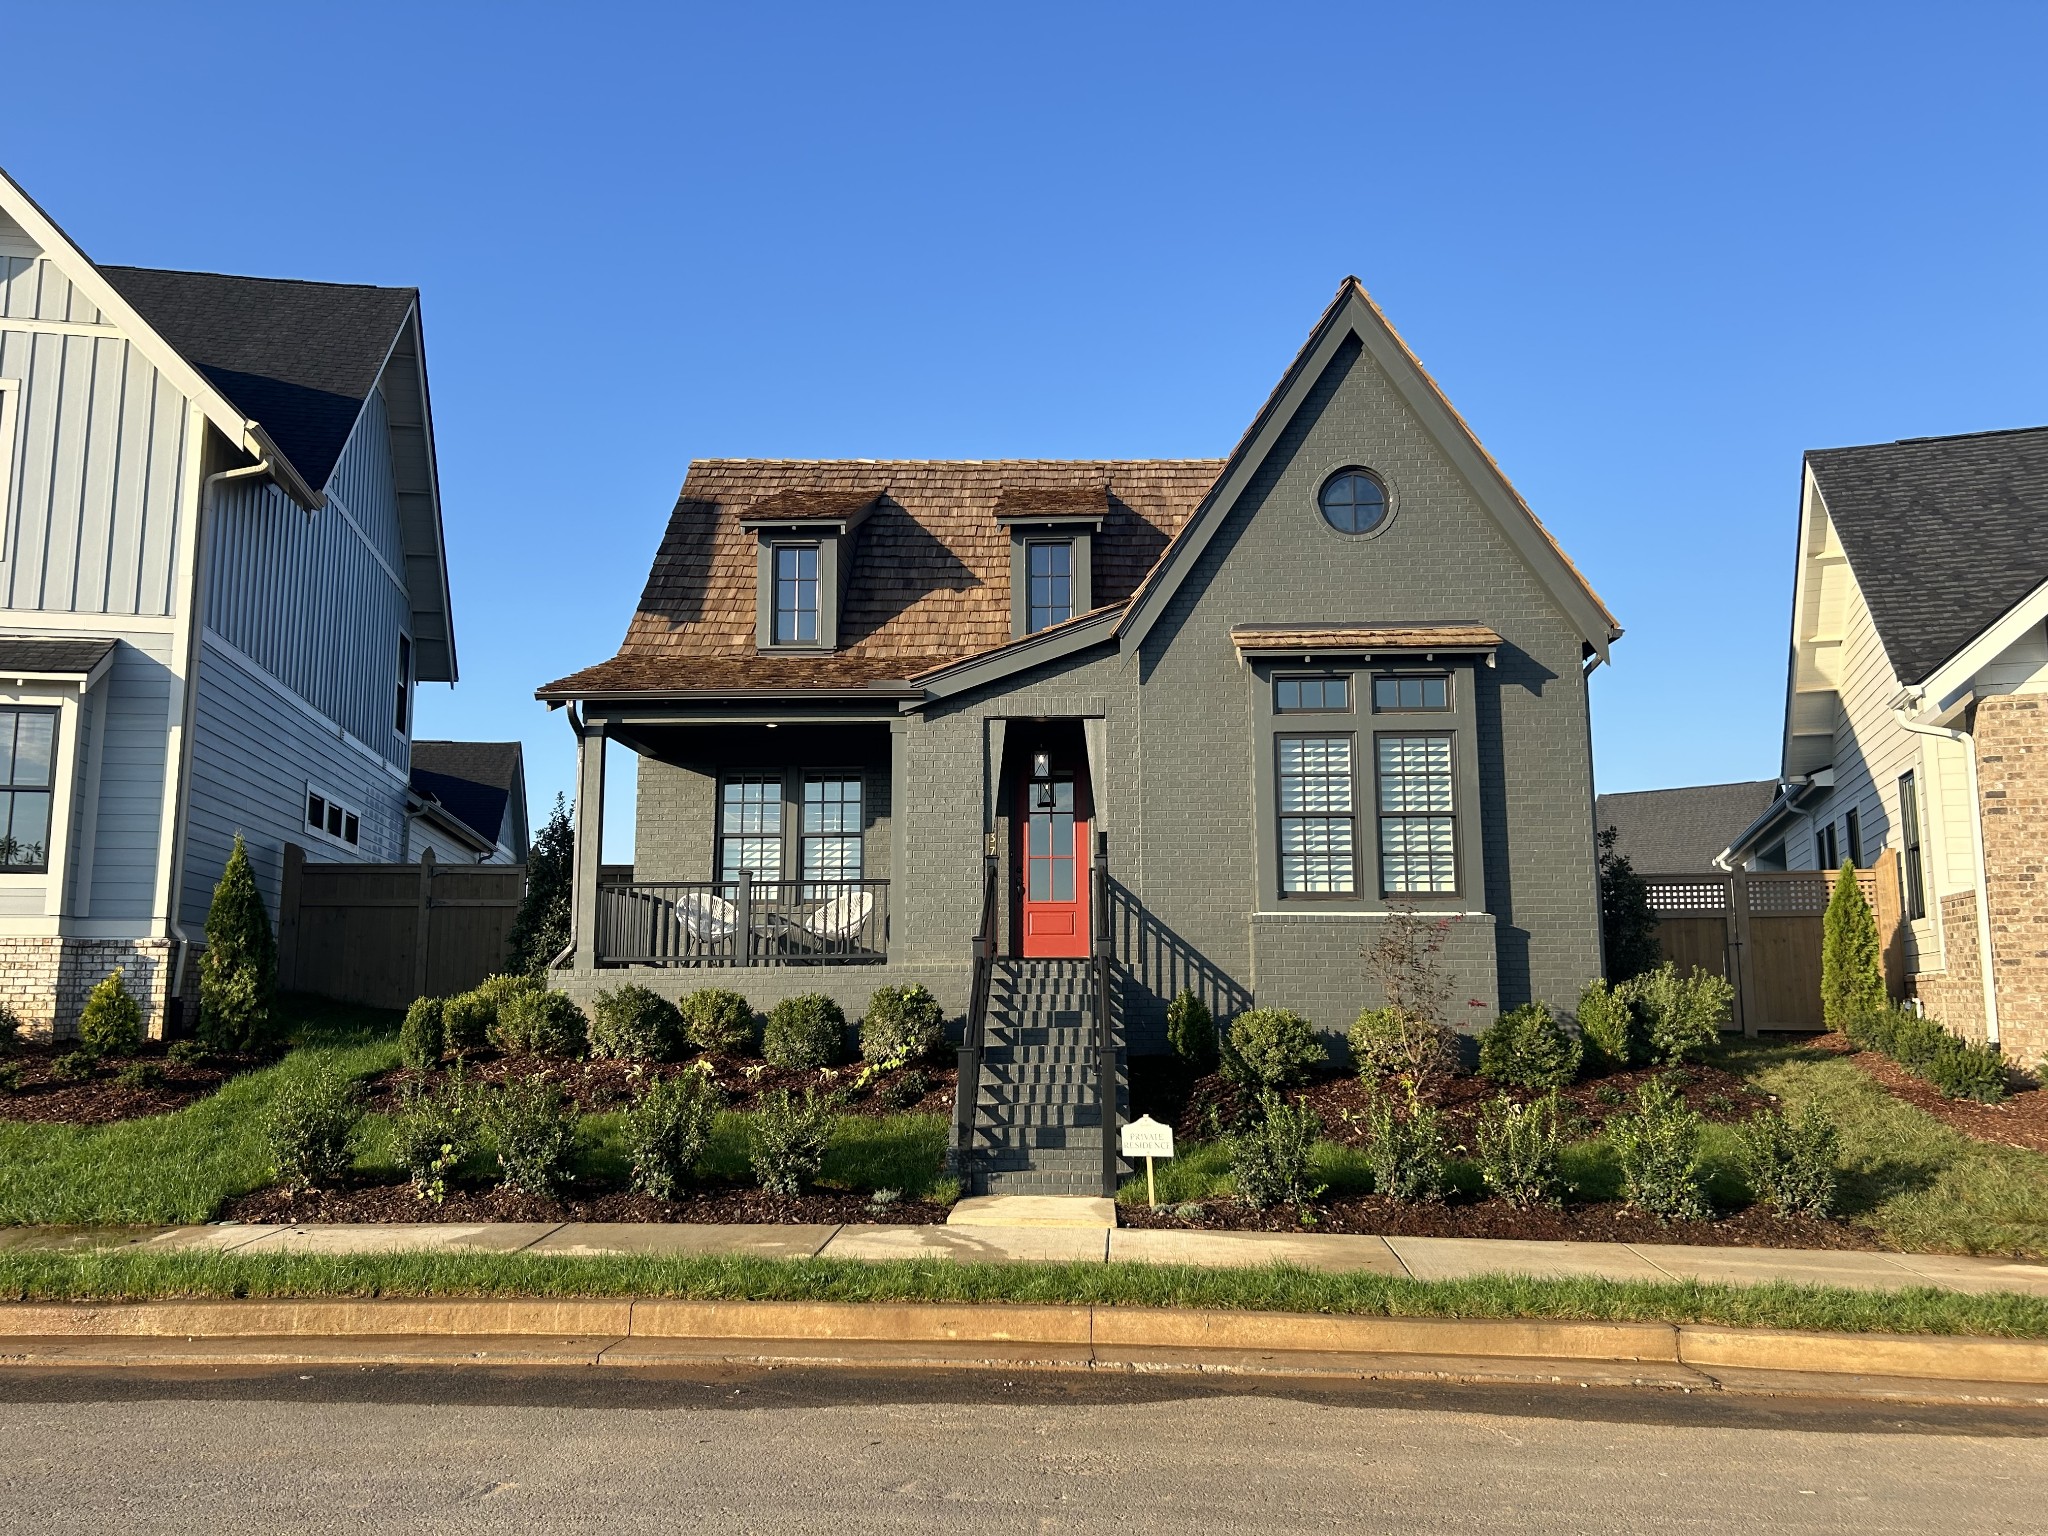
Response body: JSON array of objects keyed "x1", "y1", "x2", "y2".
[
  {"x1": 0, "y1": 263, "x2": 190, "y2": 616},
  {"x1": 184, "y1": 636, "x2": 409, "y2": 922},
  {"x1": 203, "y1": 395, "x2": 411, "y2": 771},
  {"x1": 86, "y1": 633, "x2": 175, "y2": 922}
]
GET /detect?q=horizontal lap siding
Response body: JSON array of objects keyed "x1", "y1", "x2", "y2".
[
  {"x1": 1, "y1": 305, "x2": 186, "y2": 615},
  {"x1": 185, "y1": 638, "x2": 406, "y2": 921}
]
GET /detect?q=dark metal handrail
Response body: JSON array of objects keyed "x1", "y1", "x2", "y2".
[
  {"x1": 1092, "y1": 830, "x2": 1118, "y2": 1199},
  {"x1": 595, "y1": 877, "x2": 888, "y2": 966},
  {"x1": 953, "y1": 850, "x2": 1001, "y2": 1171}
]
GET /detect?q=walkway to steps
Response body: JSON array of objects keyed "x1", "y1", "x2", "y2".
[
  {"x1": 8, "y1": 1223, "x2": 2047, "y2": 1296},
  {"x1": 965, "y1": 958, "x2": 1124, "y2": 1197}
]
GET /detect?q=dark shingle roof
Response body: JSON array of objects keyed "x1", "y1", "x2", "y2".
[
  {"x1": 99, "y1": 266, "x2": 417, "y2": 494},
  {"x1": 1596, "y1": 779, "x2": 1780, "y2": 873},
  {"x1": 409, "y1": 741, "x2": 524, "y2": 851},
  {"x1": 0, "y1": 636, "x2": 117, "y2": 677},
  {"x1": 1807, "y1": 426, "x2": 2048, "y2": 684}
]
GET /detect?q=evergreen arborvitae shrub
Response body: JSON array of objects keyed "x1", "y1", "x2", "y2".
[
  {"x1": 1820, "y1": 862, "x2": 1887, "y2": 1032},
  {"x1": 1166, "y1": 989, "x2": 1218, "y2": 1075},
  {"x1": 763, "y1": 993, "x2": 847, "y2": 1070},
  {"x1": 399, "y1": 997, "x2": 445, "y2": 1073},
  {"x1": 1574, "y1": 978, "x2": 1639, "y2": 1073},
  {"x1": 1226, "y1": 1008, "x2": 1327, "y2": 1087},
  {"x1": 589, "y1": 983, "x2": 684, "y2": 1061},
  {"x1": 859, "y1": 985, "x2": 944, "y2": 1064},
  {"x1": 1476, "y1": 1002, "x2": 1582, "y2": 1090},
  {"x1": 78, "y1": 967, "x2": 143, "y2": 1057},
  {"x1": 505, "y1": 794, "x2": 573, "y2": 976},
  {"x1": 681, "y1": 988, "x2": 756, "y2": 1055},
  {"x1": 199, "y1": 834, "x2": 277, "y2": 1053}
]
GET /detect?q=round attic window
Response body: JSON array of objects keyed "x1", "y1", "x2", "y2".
[{"x1": 1317, "y1": 468, "x2": 1389, "y2": 535}]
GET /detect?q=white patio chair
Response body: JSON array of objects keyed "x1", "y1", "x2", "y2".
[
  {"x1": 785, "y1": 889, "x2": 875, "y2": 955},
  {"x1": 675, "y1": 890, "x2": 739, "y2": 944}
]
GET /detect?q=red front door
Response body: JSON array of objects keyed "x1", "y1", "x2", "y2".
[{"x1": 1018, "y1": 767, "x2": 1090, "y2": 958}]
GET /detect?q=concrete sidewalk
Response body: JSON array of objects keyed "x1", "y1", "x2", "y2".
[{"x1": 6, "y1": 1221, "x2": 2047, "y2": 1297}]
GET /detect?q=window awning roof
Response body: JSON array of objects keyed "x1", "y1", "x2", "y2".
[{"x1": 1228, "y1": 623, "x2": 1502, "y2": 656}]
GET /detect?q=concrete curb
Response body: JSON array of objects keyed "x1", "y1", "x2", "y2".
[{"x1": 2, "y1": 1299, "x2": 2046, "y2": 1393}]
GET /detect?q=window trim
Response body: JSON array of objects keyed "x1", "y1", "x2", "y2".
[
  {"x1": 1274, "y1": 730, "x2": 1360, "y2": 898},
  {"x1": 1846, "y1": 806, "x2": 1864, "y2": 869},
  {"x1": 0, "y1": 703, "x2": 61, "y2": 874},
  {"x1": 1897, "y1": 771, "x2": 1926, "y2": 921},
  {"x1": 1816, "y1": 820, "x2": 1839, "y2": 872},
  {"x1": 1373, "y1": 728, "x2": 1461, "y2": 898},
  {"x1": 1024, "y1": 538, "x2": 1077, "y2": 633},
  {"x1": 769, "y1": 542, "x2": 822, "y2": 647},
  {"x1": 304, "y1": 784, "x2": 364, "y2": 851},
  {"x1": 394, "y1": 632, "x2": 412, "y2": 738},
  {"x1": 1273, "y1": 673, "x2": 1353, "y2": 714},
  {"x1": 717, "y1": 772, "x2": 787, "y2": 883},
  {"x1": 799, "y1": 770, "x2": 865, "y2": 886},
  {"x1": 1008, "y1": 525, "x2": 1094, "y2": 638},
  {"x1": 1315, "y1": 465, "x2": 1396, "y2": 539}
]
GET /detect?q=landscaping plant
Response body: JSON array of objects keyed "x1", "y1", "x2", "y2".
[
  {"x1": 763, "y1": 993, "x2": 847, "y2": 1070},
  {"x1": 1475, "y1": 1091, "x2": 1570, "y2": 1209},
  {"x1": 1597, "y1": 826, "x2": 1661, "y2": 983},
  {"x1": 589, "y1": 983, "x2": 684, "y2": 1061},
  {"x1": 1347, "y1": 1006, "x2": 1406, "y2": 1078},
  {"x1": 1358, "y1": 901, "x2": 1459, "y2": 1092},
  {"x1": 198, "y1": 835, "x2": 277, "y2": 1053},
  {"x1": 485, "y1": 1074, "x2": 580, "y2": 1197},
  {"x1": 1477, "y1": 1002, "x2": 1582, "y2": 1090},
  {"x1": 1166, "y1": 989, "x2": 1218, "y2": 1075},
  {"x1": 116, "y1": 1060, "x2": 164, "y2": 1090},
  {"x1": 399, "y1": 996, "x2": 445, "y2": 1074},
  {"x1": 878, "y1": 1069, "x2": 930, "y2": 1112},
  {"x1": 46, "y1": 1050, "x2": 95, "y2": 1084},
  {"x1": 0, "y1": 1061, "x2": 21, "y2": 1094},
  {"x1": 0, "y1": 1001, "x2": 21, "y2": 1055},
  {"x1": 1228, "y1": 1093, "x2": 1326, "y2": 1211},
  {"x1": 490, "y1": 987, "x2": 588, "y2": 1060},
  {"x1": 1360, "y1": 1081, "x2": 1456, "y2": 1204},
  {"x1": 1623, "y1": 963, "x2": 1733, "y2": 1066},
  {"x1": 1607, "y1": 1076, "x2": 1712, "y2": 1221},
  {"x1": 1844, "y1": 1003, "x2": 2008, "y2": 1104},
  {"x1": 1924, "y1": 1038, "x2": 2009, "y2": 1104},
  {"x1": 860, "y1": 984, "x2": 944, "y2": 1064},
  {"x1": 505, "y1": 793, "x2": 573, "y2": 977},
  {"x1": 263, "y1": 1070, "x2": 362, "y2": 1193},
  {"x1": 680, "y1": 987, "x2": 755, "y2": 1055},
  {"x1": 1225, "y1": 1007, "x2": 1327, "y2": 1088},
  {"x1": 166, "y1": 1040, "x2": 209, "y2": 1066},
  {"x1": 750, "y1": 1086, "x2": 837, "y2": 1196},
  {"x1": 1736, "y1": 1102, "x2": 1839, "y2": 1219},
  {"x1": 623, "y1": 1070, "x2": 723, "y2": 1200},
  {"x1": 390, "y1": 1068, "x2": 482, "y2": 1204},
  {"x1": 77, "y1": 967, "x2": 143, "y2": 1058},
  {"x1": 1574, "y1": 977, "x2": 1639, "y2": 1073},
  {"x1": 1821, "y1": 861, "x2": 1886, "y2": 1032}
]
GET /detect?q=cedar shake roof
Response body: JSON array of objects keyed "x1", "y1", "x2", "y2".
[
  {"x1": 1229, "y1": 623, "x2": 1503, "y2": 652},
  {"x1": 539, "y1": 460, "x2": 1223, "y2": 698},
  {"x1": 995, "y1": 483, "x2": 1107, "y2": 520},
  {"x1": 1806, "y1": 426, "x2": 2048, "y2": 684},
  {"x1": 738, "y1": 486, "x2": 884, "y2": 524}
]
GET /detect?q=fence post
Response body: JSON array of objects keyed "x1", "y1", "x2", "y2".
[
  {"x1": 413, "y1": 848, "x2": 436, "y2": 1003},
  {"x1": 277, "y1": 843, "x2": 305, "y2": 993},
  {"x1": 1730, "y1": 870, "x2": 1758, "y2": 1037}
]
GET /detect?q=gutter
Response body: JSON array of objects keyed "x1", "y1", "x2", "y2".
[
  {"x1": 166, "y1": 457, "x2": 276, "y2": 1011},
  {"x1": 1894, "y1": 691, "x2": 1999, "y2": 1048}
]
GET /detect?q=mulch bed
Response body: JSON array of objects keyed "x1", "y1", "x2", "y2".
[
  {"x1": 222, "y1": 1178, "x2": 950, "y2": 1226},
  {"x1": 361, "y1": 1051, "x2": 955, "y2": 1120},
  {"x1": 1811, "y1": 1031, "x2": 2048, "y2": 1155},
  {"x1": 1117, "y1": 1194, "x2": 1883, "y2": 1249},
  {"x1": 0, "y1": 1042, "x2": 265, "y2": 1126}
]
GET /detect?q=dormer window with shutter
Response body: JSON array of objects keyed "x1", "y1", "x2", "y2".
[
  {"x1": 996, "y1": 484, "x2": 1104, "y2": 638},
  {"x1": 742, "y1": 487, "x2": 880, "y2": 651}
]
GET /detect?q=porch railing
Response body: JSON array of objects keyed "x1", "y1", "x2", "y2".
[
  {"x1": 1091, "y1": 830, "x2": 1119, "y2": 1199},
  {"x1": 952, "y1": 850, "x2": 1001, "y2": 1173},
  {"x1": 595, "y1": 877, "x2": 889, "y2": 966}
]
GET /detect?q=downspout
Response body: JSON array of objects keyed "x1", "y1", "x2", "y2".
[
  {"x1": 1894, "y1": 702, "x2": 1999, "y2": 1048},
  {"x1": 165, "y1": 458, "x2": 276, "y2": 1010},
  {"x1": 1582, "y1": 649, "x2": 1608, "y2": 978}
]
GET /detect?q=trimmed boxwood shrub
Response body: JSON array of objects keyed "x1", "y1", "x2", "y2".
[
  {"x1": 1477, "y1": 1002, "x2": 1581, "y2": 1090},
  {"x1": 764, "y1": 993, "x2": 846, "y2": 1070},
  {"x1": 490, "y1": 989, "x2": 588, "y2": 1060},
  {"x1": 1623, "y1": 963, "x2": 1733, "y2": 1066},
  {"x1": 680, "y1": 988, "x2": 756, "y2": 1055},
  {"x1": 78, "y1": 968, "x2": 143, "y2": 1058},
  {"x1": 590, "y1": 983, "x2": 684, "y2": 1061},
  {"x1": 1346, "y1": 1006, "x2": 1404, "y2": 1079},
  {"x1": 1166, "y1": 989, "x2": 1218, "y2": 1075},
  {"x1": 860, "y1": 985, "x2": 944, "y2": 1064},
  {"x1": 443, "y1": 973, "x2": 540, "y2": 1053},
  {"x1": 1226, "y1": 1008, "x2": 1326, "y2": 1087},
  {"x1": 399, "y1": 997, "x2": 445, "y2": 1073}
]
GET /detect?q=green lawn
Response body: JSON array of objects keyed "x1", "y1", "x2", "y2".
[
  {"x1": 2, "y1": 1247, "x2": 2044, "y2": 1338},
  {"x1": 1, "y1": 996, "x2": 954, "y2": 1224},
  {"x1": 1119, "y1": 1041, "x2": 2048, "y2": 1257}
]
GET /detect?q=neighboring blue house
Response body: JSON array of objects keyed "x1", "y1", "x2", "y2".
[
  {"x1": 407, "y1": 740, "x2": 530, "y2": 866},
  {"x1": 0, "y1": 165, "x2": 457, "y2": 1037}
]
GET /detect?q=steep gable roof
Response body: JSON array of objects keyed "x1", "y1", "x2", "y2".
[
  {"x1": 1116, "y1": 278, "x2": 1620, "y2": 660},
  {"x1": 410, "y1": 740, "x2": 525, "y2": 851},
  {"x1": 99, "y1": 266, "x2": 418, "y2": 495},
  {"x1": 538, "y1": 460, "x2": 1221, "y2": 699},
  {"x1": 1807, "y1": 426, "x2": 2048, "y2": 685},
  {"x1": 1596, "y1": 779, "x2": 1781, "y2": 872}
]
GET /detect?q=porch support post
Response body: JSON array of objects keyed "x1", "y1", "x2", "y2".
[
  {"x1": 890, "y1": 717, "x2": 912, "y2": 888},
  {"x1": 573, "y1": 716, "x2": 607, "y2": 971},
  {"x1": 1083, "y1": 717, "x2": 1109, "y2": 833},
  {"x1": 983, "y1": 717, "x2": 1007, "y2": 835}
]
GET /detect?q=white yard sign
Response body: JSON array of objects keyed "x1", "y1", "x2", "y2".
[{"x1": 1120, "y1": 1115, "x2": 1175, "y2": 1206}]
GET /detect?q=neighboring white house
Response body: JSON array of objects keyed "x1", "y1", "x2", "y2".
[
  {"x1": 1721, "y1": 426, "x2": 2048, "y2": 1068},
  {"x1": 407, "y1": 740, "x2": 529, "y2": 866},
  {"x1": 0, "y1": 164, "x2": 457, "y2": 1037}
]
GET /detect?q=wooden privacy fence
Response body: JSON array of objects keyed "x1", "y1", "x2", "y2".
[
  {"x1": 1641, "y1": 850, "x2": 1902, "y2": 1035},
  {"x1": 277, "y1": 845, "x2": 526, "y2": 1011}
]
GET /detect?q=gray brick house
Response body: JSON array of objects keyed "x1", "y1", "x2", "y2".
[{"x1": 539, "y1": 280, "x2": 1621, "y2": 1193}]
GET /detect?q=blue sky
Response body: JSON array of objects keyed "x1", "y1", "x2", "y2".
[{"x1": 9, "y1": 3, "x2": 2046, "y2": 858}]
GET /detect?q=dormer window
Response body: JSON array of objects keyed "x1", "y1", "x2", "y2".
[
  {"x1": 773, "y1": 544, "x2": 820, "y2": 645},
  {"x1": 1027, "y1": 540, "x2": 1075, "y2": 632}
]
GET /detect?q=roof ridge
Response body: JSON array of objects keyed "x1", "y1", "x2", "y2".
[
  {"x1": 98, "y1": 262, "x2": 417, "y2": 296},
  {"x1": 688, "y1": 457, "x2": 1226, "y2": 467},
  {"x1": 1810, "y1": 423, "x2": 2048, "y2": 455}
]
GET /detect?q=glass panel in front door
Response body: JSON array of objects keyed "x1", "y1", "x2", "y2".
[{"x1": 1027, "y1": 776, "x2": 1074, "y2": 902}]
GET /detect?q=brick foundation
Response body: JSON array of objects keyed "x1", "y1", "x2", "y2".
[{"x1": 0, "y1": 937, "x2": 175, "y2": 1042}]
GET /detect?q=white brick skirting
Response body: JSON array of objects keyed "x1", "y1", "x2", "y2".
[{"x1": 0, "y1": 937, "x2": 175, "y2": 1042}]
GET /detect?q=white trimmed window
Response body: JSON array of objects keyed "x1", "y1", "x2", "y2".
[
  {"x1": 0, "y1": 706, "x2": 57, "y2": 871},
  {"x1": 1277, "y1": 734, "x2": 1357, "y2": 894},
  {"x1": 1376, "y1": 734, "x2": 1455, "y2": 893},
  {"x1": 305, "y1": 786, "x2": 362, "y2": 849}
]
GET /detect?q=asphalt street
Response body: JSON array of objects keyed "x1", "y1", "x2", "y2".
[{"x1": 3, "y1": 1365, "x2": 2044, "y2": 1533}]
